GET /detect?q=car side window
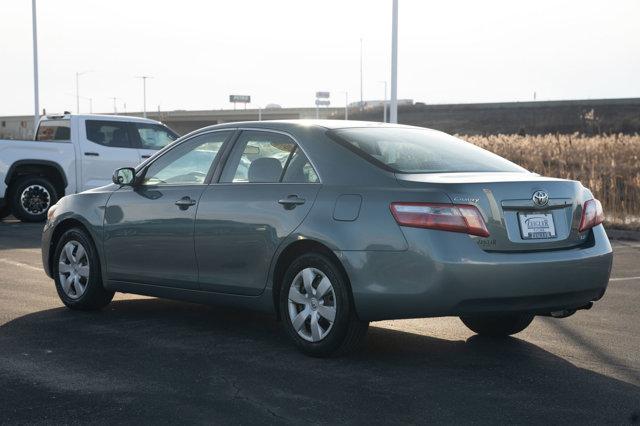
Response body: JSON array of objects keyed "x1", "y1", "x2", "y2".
[
  {"x1": 85, "y1": 120, "x2": 132, "y2": 148},
  {"x1": 135, "y1": 123, "x2": 178, "y2": 150},
  {"x1": 142, "y1": 131, "x2": 231, "y2": 185},
  {"x1": 220, "y1": 131, "x2": 296, "y2": 183}
]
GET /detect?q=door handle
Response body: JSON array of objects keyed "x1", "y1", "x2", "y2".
[
  {"x1": 175, "y1": 196, "x2": 197, "y2": 210},
  {"x1": 84, "y1": 152, "x2": 99, "y2": 156},
  {"x1": 278, "y1": 195, "x2": 306, "y2": 210},
  {"x1": 141, "y1": 154, "x2": 151, "y2": 159}
]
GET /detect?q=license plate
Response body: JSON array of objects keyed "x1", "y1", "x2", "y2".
[{"x1": 518, "y1": 212, "x2": 556, "y2": 239}]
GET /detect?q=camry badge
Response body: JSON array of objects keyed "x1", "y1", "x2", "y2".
[{"x1": 532, "y1": 190, "x2": 549, "y2": 207}]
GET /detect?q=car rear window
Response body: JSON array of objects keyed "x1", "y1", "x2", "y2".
[
  {"x1": 35, "y1": 120, "x2": 70, "y2": 141},
  {"x1": 328, "y1": 127, "x2": 527, "y2": 174}
]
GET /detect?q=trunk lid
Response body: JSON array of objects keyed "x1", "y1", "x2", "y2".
[{"x1": 396, "y1": 172, "x2": 591, "y2": 251}]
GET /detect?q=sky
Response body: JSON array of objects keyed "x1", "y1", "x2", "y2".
[{"x1": 1, "y1": 0, "x2": 639, "y2": 116}]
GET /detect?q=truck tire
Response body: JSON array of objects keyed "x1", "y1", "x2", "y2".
[{"x1": 9, "y1": 175, "x2": 58, "y2": 223}]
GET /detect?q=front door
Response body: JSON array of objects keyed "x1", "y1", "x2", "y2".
[
  {"x1": 103, "y1": 130, "x2": 233, "y2": 289},
  {"x1": 195, "y1": 130, "x2": 321, "y2": 295},
  {"x1": 80, "y1": 119, "x2": 142, "y2": 191}
]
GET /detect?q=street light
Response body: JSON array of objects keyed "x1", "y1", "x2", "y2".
[
  {"x1": 75, "y1": 70, "x2": 92, "y2": 114},
  {"x1": 378, "y1": 81, "x2": 387, "y2": 123},
  {"x1": 135, "y1": 76, "x2": 153, "y2": 118},
  {"x1": 390, "y1": 0, "x2": 399, "y2": 123},
  {"x1": 31, "y1": 0, "x2": 40, "y2": 131}
]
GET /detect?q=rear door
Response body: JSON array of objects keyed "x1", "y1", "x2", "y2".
[
  {"x1": 195, "y1": 130, "x2": 321, "y2": 295},
  {"x1": 79, "y1": 119, "x2": 142, "y2": 191}
]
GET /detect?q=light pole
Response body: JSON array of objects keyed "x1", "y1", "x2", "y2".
[
  {"x1": 390, "y1": 0, "x2": 399, "y2": 123},
  {"x1": 378, "y1": 81, "x2": 387, "y2": 123},
  {"x1": 135, "y1": 76, "x2": 152, "y2": 118},
  {"x1": 75, "y1": 71, "x2": 91, "y2": 114},
  {"x1": 31, "y1": 0, "x2": 40, "y2": 131},
  {"x1": 360, "y1": 38, "x2": 363, "y2": 107}
]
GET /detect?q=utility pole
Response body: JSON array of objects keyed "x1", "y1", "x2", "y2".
[
  {"x1": 75, "y1": 71, "x2": 91, "y2": 114},
  {"x1": 135, "y1": 76, "x2": 152, "y2": 118},
  {"x1": 345, "y1": 91, "x2": 349, "y2": 120},
  {"x1": 379, "y1": 81, "x2": 388, "y2": 122},
  {"x1": 360, "y1": 38, "x2": 363, "y2": 107},
  {"x1": 390, "y1": 0, "x2": 399, "y2": 123},
  {"x1": 109, "y1": 97, "x2": 119, "y2": 114},
  {"x1": 31, "y1": 0, "x2": 40, "y2": 131}
]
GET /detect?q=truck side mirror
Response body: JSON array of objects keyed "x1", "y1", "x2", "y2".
[{"x1": 113, "y1": 167, "x2": 136, "y2": 186}]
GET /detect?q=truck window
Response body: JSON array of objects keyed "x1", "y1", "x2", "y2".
[
  {"x1": 35, "y1": 120, "x2": 70, "y2": 141},
  {"x1": 135, "y1": 123, "x2": 178, "y2": 150},
  {"x1": 86, "y1": 120, "x2": 133, "y2": 148}
]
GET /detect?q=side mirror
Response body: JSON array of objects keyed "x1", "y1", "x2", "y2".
[{"x1": 112, "y1": 167, "x2": 136, "y2": 186}]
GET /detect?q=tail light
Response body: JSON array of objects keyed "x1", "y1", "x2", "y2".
[
  {"x1": 578, "y1": 199, "x2": 604, "y2": 232},
  {"x1": 390, "y1": 202, "x2": 490, "y2": 237}
]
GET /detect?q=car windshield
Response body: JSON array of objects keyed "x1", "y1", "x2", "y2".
[{"x1": 329, "y1": 127, "x2": 527, "y2": 174}]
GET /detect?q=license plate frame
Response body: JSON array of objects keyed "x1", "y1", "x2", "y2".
[{"x1": 518, "y1": 212, "x2": 556, "y2": 240}]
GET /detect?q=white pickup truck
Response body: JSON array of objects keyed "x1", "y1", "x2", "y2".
[{"x1": 0, "y1": 113, "x2": 178, "y2": 222}]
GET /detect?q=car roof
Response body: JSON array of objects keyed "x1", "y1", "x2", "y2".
[{"x1": 194, "y1": 119, "x2": 422, "y2": 133}]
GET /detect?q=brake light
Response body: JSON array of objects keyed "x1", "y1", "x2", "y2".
[
  {"x1": 578, "y1": 199, "x2": 604, "y2": 232},
  {"x1": 390, "y1": 202, "x2": 490, "y2": 237}
]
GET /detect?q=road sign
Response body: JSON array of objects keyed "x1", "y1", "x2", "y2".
[
  {"x1": 315, "y1": 92, "x2": 330, "y2": 99},
  {"x1": 229, "y1": 95, "x2": 251, "y2": 103},
  {"x1": 315, "y1": 99, "x2": 330, "y2": 106}
]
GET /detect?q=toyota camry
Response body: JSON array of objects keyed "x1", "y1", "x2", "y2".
[{"x1": 42, "y1": 120, "x2": 613, "y2": 357}]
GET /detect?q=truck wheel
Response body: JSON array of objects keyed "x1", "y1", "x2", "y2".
[
  {"x1": 9, "y1": 176, "x2": 58, "y2": 222},
  {"x1": 460, "y1": 314, "x2": 534, "y2": 337}
]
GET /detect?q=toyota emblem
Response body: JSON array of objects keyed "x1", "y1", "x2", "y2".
[{"x1": 532, "y1": 190, "x2": 549, "y2": 207}]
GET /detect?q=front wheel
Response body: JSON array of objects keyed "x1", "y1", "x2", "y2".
[
  {"x1": 460, "y1": 314, "x2": 534, "y2": 337},
  {"x1": 53, "y1": 228, "x2": 114, "y2": 310},
  {"x1": 279, "y1": 253, "x2": 369, "y2": 357}
]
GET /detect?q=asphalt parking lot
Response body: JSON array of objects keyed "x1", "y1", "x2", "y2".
[{"x1": 0, "y1": 220, "x2": 638, "y2": 424}]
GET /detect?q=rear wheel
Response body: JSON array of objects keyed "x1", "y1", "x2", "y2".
[
  {"x1": 53, "y1": 228, "x2": 114, "y2": 310},
  {"x1": 9, "y1": 176, "x2": 58, "y2": 222},
  {"x1": 460, "y1": 314, "x2": 534, "y2": 337},
  {"x1": 279, "y1": 253, "x2": 368, "y2": 357}
]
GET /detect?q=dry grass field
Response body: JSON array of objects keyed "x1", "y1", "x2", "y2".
[{"x1": 463, "y1": 133, "x2": 640, "y2": 230}]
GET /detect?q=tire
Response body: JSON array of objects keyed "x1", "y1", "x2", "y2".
[
  {"x1": 278, "y1": 252, "x2": 369, "y2": 357},
  {"x1": 53, "y1": 227, "x2": 114, "y2": 310},
  {"x1": 460, "y1": 314, "x2": 534, "y2": 337},
  {"x1": 9, "y1": 175, "x2": 58, "y2": 222}
]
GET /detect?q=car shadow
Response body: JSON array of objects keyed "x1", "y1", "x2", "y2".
[{"x1": 0, "y1": 298, "x2": 638, "y2": 424}]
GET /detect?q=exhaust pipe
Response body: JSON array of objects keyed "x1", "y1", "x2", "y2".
[{"x1": 548, "y1": 302, "x2": 593, "y2": 319}]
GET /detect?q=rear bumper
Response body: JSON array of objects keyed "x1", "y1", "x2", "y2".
[{"x1": 339, "y1": 225, "x2": 613, "y2": 321}]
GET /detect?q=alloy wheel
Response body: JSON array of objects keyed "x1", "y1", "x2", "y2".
[
  {"x1": 287, "y1": 267, "x2": 337, "y2": 342},
  {"x1": 20, "y1": 184, "x2": 51, "y2": 215}
]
